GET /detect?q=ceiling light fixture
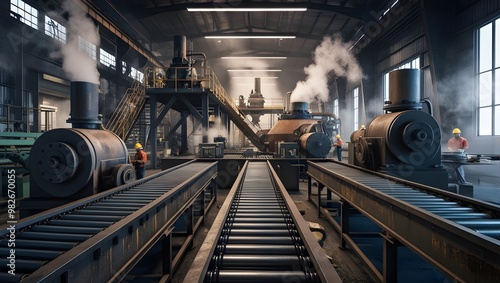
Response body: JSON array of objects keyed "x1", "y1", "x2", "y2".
[
  {"x1": 206, "y1": 35, "x2": 295, "y2": 39},
  {"x1": 228, "y1": 69, "x2": 282, "y2": 72},
  {"x1": 188, "y1": 8, "x2": 307, "y2": 12},
  {"x1": 222, "y1": 56, "x2": 287, "y2": 60},
  {"x1": 232, "y1": 76, "x2": 279, "y2": 79}
]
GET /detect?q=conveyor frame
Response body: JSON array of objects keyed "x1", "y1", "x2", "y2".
[
  {"x1": 0, "y1": 160, "x2": 217, "y2": 283},
  {"x1": 307, "y1": 160, "x2": 500, "y2": 283},
  {"x1": 185, "y1": 160, "x2": 342, "y2": 282}
]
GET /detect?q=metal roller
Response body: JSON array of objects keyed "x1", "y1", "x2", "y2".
[
  {"x1": 0, "y1": 239, "x2": 77, "y2": 251},
  {"x1": 31, "y1": 225, "x2": 103, "y2": 234},
  {"x1": 18, "y1": 232, "x2": 91, "y2": 242},
  {"x1": 197, "y1": 162, "x2": 335, "y2": 283},
  {"x1": 0, "y1": 258, "x2": 46, "y2": 273},
  {"x1": 209, "y1": 270, "x2": 312, "y2": 283},
  {"x1": 225, "y1": 236, "x2": 296, "y2": 245},
  {"x1": 0, "y1": 162, "x2": 219, "y2": 282},
  {"x1": 308, "y1": 160, "x2": 500, "y2": 283},
  {"x1": 214, "y1": 254, "x2": 305, "y2": 269},
  {"x1": 218, "y1": 244, "x2": 298, "y2": 255},
  {"x1": 0, "y1": 248, "x2": 62, "y2": 261}
]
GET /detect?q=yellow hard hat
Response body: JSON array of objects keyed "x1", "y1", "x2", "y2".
[
  {"x1": 336, "y1": 134, "x2": 341, "y2": 139},
  {"x1": 134, "y1": 143, "x2": 143, "y2": 149},
  {"x1": 452, "y1": 128, "x2": 461, "y2": 134}
]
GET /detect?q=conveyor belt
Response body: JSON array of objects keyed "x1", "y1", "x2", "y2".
[
  {"x1": 307, "y1": 160, "x2": 500, "y2": 283},
  {"x1": 0, "y1": 161, "x2": 217, "y2": 283},
  {"x1": 185, "y1": 161, "x2": 342, "y2": 283}
]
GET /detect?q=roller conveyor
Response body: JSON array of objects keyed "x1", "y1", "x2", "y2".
[
  {"x1": 0, "y1": 161, "x2": 217, "y2": 283},
  {"x1": 307, "y1": 160, "x2": 500, "y2": 283},
  {"x1": 185, "y1": 161, "x2": 342, "y2": 283}
]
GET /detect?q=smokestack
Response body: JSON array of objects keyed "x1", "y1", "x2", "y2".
[
  {"x1": 67, "y1": 81, "x2": 102, "y2": 129},
  {"x1": 384, "y1": 69, "x2": 422, "y2": 112},
  {"x1": 254, "y1": 77, "x2": 261, "y2": 94},
  {"x1": 291, "y1": 102, "x2": 309, "y2": 115},
  {"x1": 173, "y1": 35, "x2": 187, "y2": 65}
]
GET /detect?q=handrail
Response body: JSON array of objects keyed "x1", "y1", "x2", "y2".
[
  {"x1": 144, "y1": 66, "x2": 266, "y2": 148},
  {"x1": 106, "y1": 79, "x2": 146, "y2": 140}
]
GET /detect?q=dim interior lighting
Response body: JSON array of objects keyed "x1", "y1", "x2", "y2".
[
  {"x1": 228, "y1": 69, "x2": 282, "y2": 72},
  {"x1": 188, "y1": 8, "x2": 307, "y2": 12},
  {"x1": 222, "y1": 56, "x2": 287, "y2": 60},
  {"x1": 206, "y1": 35, "x2": 295, "y2": 39}
]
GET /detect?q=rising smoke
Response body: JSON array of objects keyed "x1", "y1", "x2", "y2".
[
  {"x1": 290, "y1": 35, "x2": 363, "y2": 103},
  {"x1": 50, "y1": 0, "x2": 100, "y2": 84}
]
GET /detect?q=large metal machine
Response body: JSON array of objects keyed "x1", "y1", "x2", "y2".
[
  {"x1": 29, "y1": 82, "x2": 135, "y2": 200},
  {"x1": 165, "y1": 35, "x2": 200, "y2": 88},
  {"x1": 264, "y1": 101, "x2": 333, "y2": 158},
  {"x1": 350, "y1": 69, "x2": 447, "y2": 189}
]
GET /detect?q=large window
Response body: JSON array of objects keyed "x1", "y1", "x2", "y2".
[
  {"x1": 334, "y1": 98, "x2": 339, "y2": 119},
  {"x1": 10, "y1": 0, "x2": 38, "y2": 29},
  {"x1": 45, "y1": 15, "x2": 66, "y2": 44},
  {"x1": 478, "y1": 20, "x2": 500, "y2": 136},
  {"x1": 99, "y1": 48, "x2": 116, "y2": 70},
  {"x1": 130, "y1": 67, "x2": 144, "y2": 82},
  {"x1": 383, "y1": 57, "x2": 420, "y2": 103},
  {"x1": 78, "y1": 36, "x2": 97, "y2": 60},
  {"x1": 353, "y1": 88, "x2": 359, "y2": 130}
]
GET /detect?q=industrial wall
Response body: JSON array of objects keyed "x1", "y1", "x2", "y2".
[
  {"x1": 356, "y1": 0, "x2": 500, "y2": 154},
  {"x1": 0, "y1": 1, "x2": 151, "y2": 136}
]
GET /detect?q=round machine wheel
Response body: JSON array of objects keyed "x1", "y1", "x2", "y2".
[
  {"x1": 355, "y1": 138, "x2": 370, "y2": 165},
  {"x1": 111, "y1": 164, "x2": 136, "y2": 187},
  {"x1": 38, "y1": 142, "x2": 79, "y2": 184}
]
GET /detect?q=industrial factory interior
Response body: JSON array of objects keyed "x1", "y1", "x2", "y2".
[{"x1": 1, "y1": 0, "x2": 500, "y2": 282}]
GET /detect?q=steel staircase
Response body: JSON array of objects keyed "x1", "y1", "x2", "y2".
[{"x1": 105, "y1": 79, "x2": 146, "y2": 140}]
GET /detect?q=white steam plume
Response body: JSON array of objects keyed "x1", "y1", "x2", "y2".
[
  {"x1": 50, "y1": 0, "x2": 100, "y2": 84},
  {"x1": 290, "y1": 35, "x2": 362, "y2": 103}
]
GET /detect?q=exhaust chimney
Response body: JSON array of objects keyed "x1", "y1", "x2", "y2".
[
  {"x1": 254, "y1": 77, "x2": 261, "y2": 94},
  {"x1": 172, "y1": 35, "x2": 187, "y2": 65},
  {"x1": 67, "y1": 81, "x2": 102, "y2": 129},
  {"x1": 384, "y1": 69, "x2": 422, "y2": 112}
]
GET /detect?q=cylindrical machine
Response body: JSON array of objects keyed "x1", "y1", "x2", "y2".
[
  {"x1": 265, "y1": 101, "x2": 332, "y2": 157},
  {"x1": 30, "y1": 81, "x2": 134, "y2": 199},
  {"x1": 299, "y1": 132, "x2": 332, "y2": 158},
  {"x1": 66, "y1": 82, "x2": 102, "y2": 129},
  {"x1": 29, "y1": 128, "x2": 131, "y2": 198},
  {"x1": 384, "y1": 69, "x2": 422, "y2": 112},
  {"x1": 361, "y1": 110, "x2": 441, "y2": 167},
  {"x1": 290, "y1": 101, "x2": 309, "y2": 116},
  {"x1": 350, "y1": 69, "x2": 447, "y2": 189},
  {"x1": 173, "y1": 35, "x2": 187, "y2": 64},
  {"x1": 254, "y1": 77, "x2": 261, "y2": 94}
]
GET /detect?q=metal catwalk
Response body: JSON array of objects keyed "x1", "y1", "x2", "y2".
[{"x1": 185, "y1": 161, "x2": 342, "y2": 283}]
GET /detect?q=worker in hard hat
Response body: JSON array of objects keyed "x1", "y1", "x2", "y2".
[
  {"x1": 447, "y1": 128, "x2": 469, "y2": 152},
  {"x1": 333, "y1": 134, "x2": 343, "y2": 161},
  {"x1": 446, "y1": 128, "x2": 469, "y2": 184},
  {"x1": 132, "y1": 143, "x2": 147, "y2": 179}
]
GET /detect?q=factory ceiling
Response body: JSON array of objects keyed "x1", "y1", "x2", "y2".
[{"x1": 89, "y1": 0, "x2": 395, "y2": 92}]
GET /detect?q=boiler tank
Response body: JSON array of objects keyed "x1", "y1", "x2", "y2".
[
  {"x1": 29, "y1": 81, "x2": 134, "y2": 199},
  {"x1": 29, "y1": 128, "x2": 131, "y2": 198}
]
